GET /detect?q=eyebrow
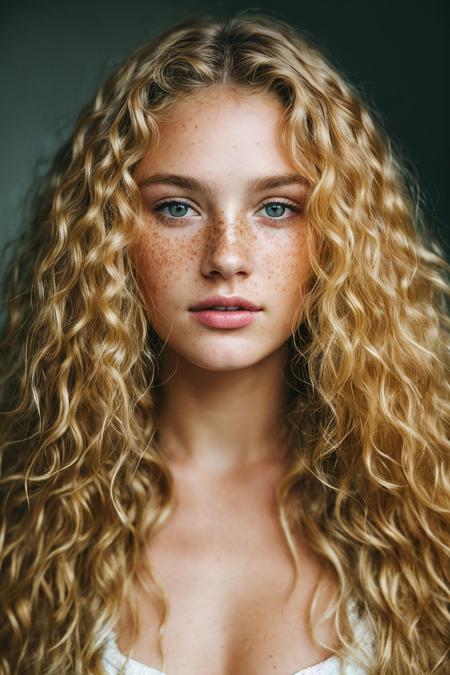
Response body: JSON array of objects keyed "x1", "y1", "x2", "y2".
[{"x1": 136, "y1": 173, "x2": 309, "y2": 193}]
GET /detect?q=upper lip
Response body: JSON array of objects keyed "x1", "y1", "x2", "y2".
[{"x1": 189, "y1": 295, "x2": 262, "y2": 311}]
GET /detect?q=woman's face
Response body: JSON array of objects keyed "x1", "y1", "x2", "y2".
[{"x1": 132, "y1": 86, "x2": 311, "y2": 371}]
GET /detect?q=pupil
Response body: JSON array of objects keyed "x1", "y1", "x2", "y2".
[
  {"x1": 170, "y1": 203, "x2": 187, "y2": 217},
  {"x1": 266, "y1": 204, "x2": 285, "y2": 217}
]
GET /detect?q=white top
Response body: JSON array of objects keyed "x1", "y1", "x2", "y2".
[{"x1": 102, "y1": 600, "x2": 374, "y2": 675}]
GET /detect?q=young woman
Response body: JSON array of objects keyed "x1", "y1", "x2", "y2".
[{"x1": 0, "y1": 13, "x2": 448, "y2": 675}]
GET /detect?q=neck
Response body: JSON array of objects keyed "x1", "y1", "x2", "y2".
[{"x1": 153, "y1": 342, "x2": 292, "y2": 473}]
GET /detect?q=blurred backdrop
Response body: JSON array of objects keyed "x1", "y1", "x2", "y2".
[{"x1": 1, "y1": 0, "x2": 448, "y2": 274}]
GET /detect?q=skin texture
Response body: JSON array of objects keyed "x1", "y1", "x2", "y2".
[
  {"x1": 120, "y1": 87, "x2": 340, "y2": 674},
  {"x1": 132, "y1": 85, "x2": 311, "y2": 474}
]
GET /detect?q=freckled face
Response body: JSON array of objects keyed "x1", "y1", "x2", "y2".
[{"x1": 132, "y1": 86, "x2": 311, "y2": 371}]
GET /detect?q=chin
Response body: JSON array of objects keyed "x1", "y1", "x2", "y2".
[{"x1": 183, "y1": 350, "x2": 266, "y2": 372}]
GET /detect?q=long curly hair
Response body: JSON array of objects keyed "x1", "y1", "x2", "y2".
[{"x1": 0, "y1": 12, "x2": 449, "y2": 675}]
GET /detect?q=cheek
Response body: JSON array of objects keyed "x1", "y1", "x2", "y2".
[
  {"x1": 261, "y1": 229, "x2": 310, "y2": 299},
  {"x1": 131, "y1": 230, "x2": 197, "y2": 306}
]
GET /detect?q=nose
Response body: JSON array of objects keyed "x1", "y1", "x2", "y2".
[{"x1": 200, "y1": 216, "x2": 254, "y2": 280}]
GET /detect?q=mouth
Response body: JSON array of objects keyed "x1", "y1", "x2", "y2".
[
  {"x1": 190, "y1": 306, "x2": 259, "y2": 312},
  {"x1": 188, "y1": 306, "x2": 262, "y2": 329},
  {"x1": 189, "y1": 295, "x2": 262, "y2": 312}
]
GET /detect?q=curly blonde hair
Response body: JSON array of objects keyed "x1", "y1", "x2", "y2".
[{"x1": 0, "y1": 12, "x2": 449, "y2": 675}]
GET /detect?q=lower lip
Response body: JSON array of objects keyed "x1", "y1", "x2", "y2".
[{"x1": 189, "y1": 309, "x2": 261, "y2": 328}]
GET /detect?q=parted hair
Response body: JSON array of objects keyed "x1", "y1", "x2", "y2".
[{"x1": 0, "y1": 12, "x2": 449, "y2": 675}]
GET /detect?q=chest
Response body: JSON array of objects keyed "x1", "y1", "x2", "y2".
[{"x1": 116, "y1": 470, "x2": 338, "y2": 675}]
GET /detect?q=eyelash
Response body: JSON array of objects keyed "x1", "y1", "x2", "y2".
[{"x1": 153, "y1": 198, "x2": 303, "y2": 223}]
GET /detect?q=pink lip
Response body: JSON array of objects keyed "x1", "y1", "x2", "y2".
[
  {"x1": 189, "y1": 309, "x2": 261, "y2": 329},
  {"x1": 189, "y1": 295, "x2": 261, "y2": 312}
]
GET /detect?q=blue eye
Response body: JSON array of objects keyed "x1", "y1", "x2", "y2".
[
  {"x1": 263, "y1": 203, "x2": 288, "y2": 218},
  {"x1": 154, "y1": 200, "x2": 194, "y2": 219},
  {"x1": 153, "y1": 199, "x2": 302, "y2": 222},
  {"x1": 260, "y1": 201, "x2": 301, "y2": 219}
]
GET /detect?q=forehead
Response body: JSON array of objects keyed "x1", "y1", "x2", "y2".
[
  {"x1": 135, "y1": 86, "x2": 297, "y2": 183},
  {"x1": 159, "y1": 83, "x2": 282, "y2": 123}
]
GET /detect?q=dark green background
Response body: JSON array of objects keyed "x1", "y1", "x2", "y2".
[{"x1": 1, "y1": 0, "x2": 448, "y2": 271}]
